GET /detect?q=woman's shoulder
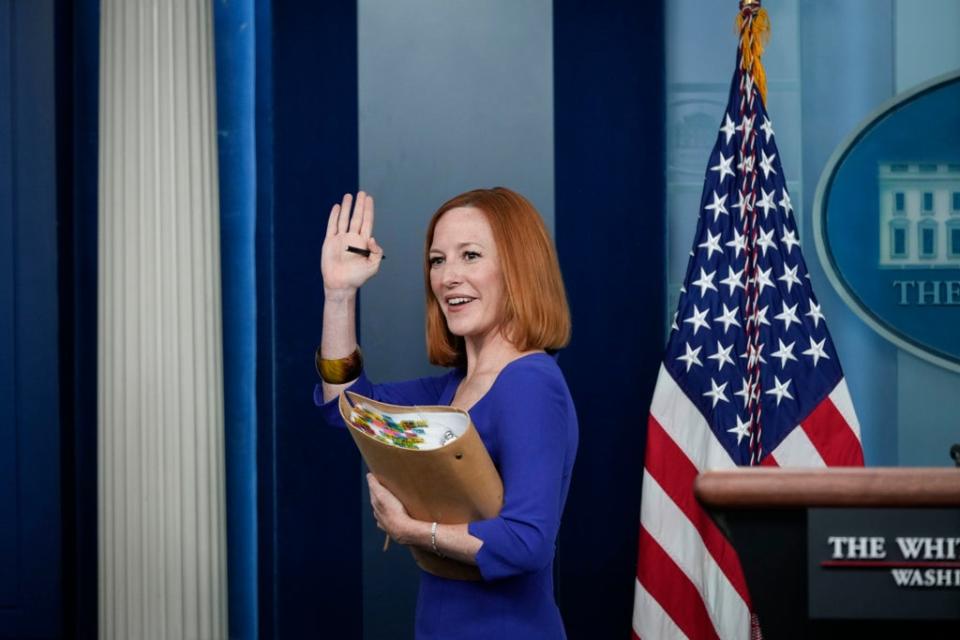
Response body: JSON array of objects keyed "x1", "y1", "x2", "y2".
[
  {"x1": 501, "y1": 351, "x2": 564, "y2": 377},
  {"x1": 485, "y1": 353, "x2": 577, "y2": 437},
  {"x1": 492, "y1": 352, "x2": 571, "y2": 399}
]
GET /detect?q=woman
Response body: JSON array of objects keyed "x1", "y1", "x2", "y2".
[{"x1": 314, "y1": 188, "x2": 578, "y2": 639}]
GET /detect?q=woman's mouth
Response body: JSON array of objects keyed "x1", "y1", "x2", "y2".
[{"x1": 446, "y1": 296, "x2": 476, "y2": 310}]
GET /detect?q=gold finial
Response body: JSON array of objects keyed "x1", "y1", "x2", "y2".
[{"x1": 736, "y1": 0, "x2": 770, "y2": 104}]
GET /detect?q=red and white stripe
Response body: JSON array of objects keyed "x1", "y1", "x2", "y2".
[
  {"x1": 632, "y1": 366, "x2": 863, "y2": 639},
  {"x1": 762, "y1": 378, "x2": 863, "y2": 468}
]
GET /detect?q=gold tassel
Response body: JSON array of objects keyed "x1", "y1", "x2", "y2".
[{"x1": 736, "y1": 6, "x2": 770, "y2": 105}]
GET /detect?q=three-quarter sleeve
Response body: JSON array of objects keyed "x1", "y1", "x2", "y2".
[
  {"x1": 467, "y1": 364, "x2": 576, "y2": 581},
  {"x1": 313, "y1": 371, "x2": 453, "y2": 428}
]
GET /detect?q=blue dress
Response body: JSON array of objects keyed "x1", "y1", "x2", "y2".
[{"x1": 314, "y1": 352, "x2": 579, "y2": 640}]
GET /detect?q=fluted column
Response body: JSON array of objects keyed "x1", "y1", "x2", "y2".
[{"x1": 98, "y1": 1, "x2": 227, "y2": 638}]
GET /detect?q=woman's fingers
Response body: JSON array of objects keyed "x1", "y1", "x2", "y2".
[
  {"x1": 369, "y1": 478, "x2": 385, "y2": 528},
  {"x1": 337, "y1": 193, "x2": 352, "y2": 234},
  {"x1": 329, "y1": 192, "x2": 374, "y2": 240},
  {"x1": 326, "y1": 203, "x2": 340, "y2": 238},
  {"x1": 368, "y1": 474, "x2": 400, "y2": 511},
  {"x1": 368, "y1": 475, "x2": 392, "y2": 510},
  {"x1": 360, "y1": 195, "x2": 374, "y2": 238},
  {"x1": 349, "y1": 192, "x2": 366, "y2": 234}
]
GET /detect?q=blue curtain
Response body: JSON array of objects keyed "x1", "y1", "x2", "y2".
[
  {"x1": 212, "y1": 1, "x2": 365, "y2": 636},
  {"x1": 213, "y1": 2, "x2": 259, "y2": 638}
]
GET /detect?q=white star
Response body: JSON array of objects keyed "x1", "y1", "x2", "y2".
[
  {"x1": 703, "y1": 378, "x2": 730, "y2": 408},
  {"x1": 740, "y1": 342, "x2": 767, "y2": 368},
  {"x1": 771, "y1": 338, "x2": 798, "y2": 368},
  {"x1": 719, "y1": 265, "x2": 746, "y2": 296},
  {"x1": 720, "y1": 113, "x2": 736, "y2": 145},
  {"x1": 781, "y1": 229, "x2": 800, "y2": 255},
  {"x1": 676, "y1": 342, "x2": 703, "y2": 372},
  {"x1": 778, "y1": 189, "x2": 793, "y2": 217},
  {"x1": 765, "y1": 376, "x2": 794, "y2": 406},
  {"x1": 802, "y1": 336, "x2": 831, "y2": 367},
  {"x1": 704, "y1": 191, "x2": 729, "y2": 222},
  {"x1": 746, "y1": 304, "x2": 771, "y2": 328},
  {"x1": 691, "y1": 268, "x2": 718, "y2": 297},
  {"x1": 728, "y1": 414, "x2": 752, "y2": 445},
  {"x1": 708, "y1": 340, "x2": 736, "y2": 371},
  {"x1": 714, "y1": 303, "x2": 741, "y2": 334},
  {"x1": 734, "y1": 378, "x2": 753, "y2": 407},
  {"x1": 760, "y1": 116, "x2": 775, "y2": 142},
  {"x1": 683, "y1": 305, "x2": 711, "y2": 335},
  {"x1": 806, "y1": 301, "x2": 825, "y2": 328},
  {"x1": 756, "y1": 188, "x2": 777, "y2": 219},
  {"x1": 710, "y1": 152, "x2": 735, "y2": 182},
  {"x1": 737, "y1": 114, "x2": 755, "y2": 139},
  {"x1": 698, "y1": 230, "x2": 723, "y2": 260},
  {"x1": 671, "y1": 310, "x2": 679, "y2": 332},
  {"x1": 755, "y1": 265, "x2": 774, "y2": 294},
  {"x1": 732, "y1": 190, "x2": 748, "y2": 215},
  {"x1": 759, "y1": 149, "x2": 777, "y2": 179},
  {"x1": 756, "y1": 304, "x2": 771, "y2": 326},
  {"x1": 737, "y1": 153, "x2": 755, "y2": 174},
  {"x1": 756, "y1": 228, "x2": 776, "y2": 257},
  {"x1": 725, "y1": 227, "x2": 746, "y2": 258},
  {"x1": 774, "y1": 301, "x2": 801, "y2": 331},
  {"x1": 778, "y1": 263, "x2": 802, "y2": 293}
]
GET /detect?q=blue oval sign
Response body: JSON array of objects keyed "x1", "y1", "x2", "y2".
[{"x1": 813, "y1": 71, "x2": 960, "y2": 372}]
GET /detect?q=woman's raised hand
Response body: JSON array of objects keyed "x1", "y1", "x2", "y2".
[{"x1": 321, "y1": 192, "x2": 383, "y2": 296}]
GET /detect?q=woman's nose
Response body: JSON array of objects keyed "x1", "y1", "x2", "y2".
[{"x1": 441, "y1": 263, "x2": 462, "y2": 287}]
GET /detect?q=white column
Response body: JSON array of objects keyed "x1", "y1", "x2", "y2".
[{"x1": 98, "y1": 1, "x2": 227, "y2": 638}]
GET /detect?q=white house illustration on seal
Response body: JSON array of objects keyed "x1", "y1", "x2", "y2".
[{"x1": 878, "y1": 162, "x2": 960, "y2": 267}]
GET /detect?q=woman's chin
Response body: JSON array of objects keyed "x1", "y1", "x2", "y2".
[
  {"x1": 442, "y1": 312, "x2": 474, "y2": 336},
  {"x1": 446, "y1": 323, "x2": 507, "y2": 346},
  {"x1": 445, "y1": 323, "x2": 470, "y2": 338}
]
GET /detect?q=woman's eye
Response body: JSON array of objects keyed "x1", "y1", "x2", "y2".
[
  {"x1": 464, "y1": 251, "x2": 481, "y2": 261},
  {"x1": 429, "y1": 256, "x2": 444, "y2": 267}
]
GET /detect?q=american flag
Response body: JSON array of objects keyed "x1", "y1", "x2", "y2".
[{"x1": 631, "y1": 7, "x2": 864, "y2": 640}]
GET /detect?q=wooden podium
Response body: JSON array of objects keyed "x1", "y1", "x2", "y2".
[{"x1": 695, "y1": 468, "x2": 960, "y2": 639}]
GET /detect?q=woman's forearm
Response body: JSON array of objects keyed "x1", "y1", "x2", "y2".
[
  {"x1": 320, "y1": 288, "x2": 359, "y2": 403},
  {"x1": 367, "y1": 474, "x2": 482, "y2": 565},
  {"x1": 400, "y1": 520, "x2": 483, "y2": 566}
]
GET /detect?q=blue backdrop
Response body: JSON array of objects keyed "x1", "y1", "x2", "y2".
[
  {"x1": 0, "y1": 1, "x2": 63, "y2": 638},
  {"x1": 554, "y1": 0, "x2": 665, "y2": 637}
]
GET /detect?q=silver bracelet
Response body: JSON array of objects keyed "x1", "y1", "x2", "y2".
[{"x1": 431, "y1": 521, "x2": 444, "y2": 557}]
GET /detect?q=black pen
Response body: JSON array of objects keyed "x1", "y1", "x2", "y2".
[{"x1": 346, "y1": 245, "x2": 385, "y2": 259}]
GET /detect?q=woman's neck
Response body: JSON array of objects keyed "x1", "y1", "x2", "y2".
[{"x1": 462, "y1": 330, "x2": 537, "y2": 381}]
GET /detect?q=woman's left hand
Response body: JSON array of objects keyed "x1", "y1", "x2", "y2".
[{"x1": 367, "y1": 473, "x2": 414, "y2": 544}]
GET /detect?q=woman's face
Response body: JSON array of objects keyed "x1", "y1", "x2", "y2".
[{"x1": 429, "y1": 207, "x2": 505, "y2": 342}]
